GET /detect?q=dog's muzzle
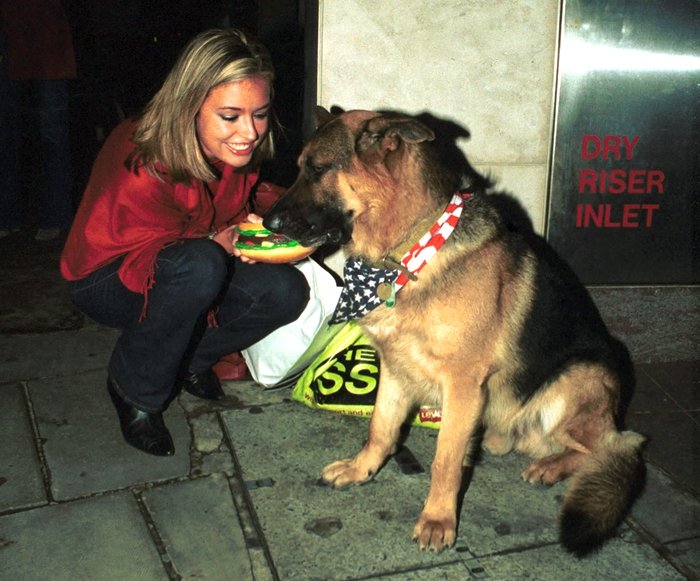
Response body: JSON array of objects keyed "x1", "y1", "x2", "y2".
[{"x1": 264, "y1": 196, "x2": 353, "y2": 248}]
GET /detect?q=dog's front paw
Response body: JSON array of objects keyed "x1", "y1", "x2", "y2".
[
  {"x1": 322, "y1": 458, "x2": 376, "y2": 488},
  {"x1": 412, "y1": 513, "x2": 456, "y2": 552}
]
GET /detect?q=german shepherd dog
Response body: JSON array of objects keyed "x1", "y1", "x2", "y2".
[{"x1": 264, "y1": 107, "x2": 646, "y2": 556}]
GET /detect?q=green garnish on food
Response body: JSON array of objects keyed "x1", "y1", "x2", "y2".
[{"x1": 234, "y1": 224, "x2": 302, "y2": 250}]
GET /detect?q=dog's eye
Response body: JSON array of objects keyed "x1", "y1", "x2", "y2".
[{"x1": 306, "y1": 162, "x2": 328, "y2": 179}]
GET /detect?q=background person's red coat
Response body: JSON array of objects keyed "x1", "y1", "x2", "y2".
[{"x1": 1, "y1": 0, "x2": 77, "y2": 80}]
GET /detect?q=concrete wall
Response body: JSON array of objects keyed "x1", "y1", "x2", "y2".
[{"x1": 315, "y1": 0, "x2": 561, "y2": 232}]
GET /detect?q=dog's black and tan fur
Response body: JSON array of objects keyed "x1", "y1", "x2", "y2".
[{"x1": 265, "y1": 108, "x2": 646, "y2": 556}]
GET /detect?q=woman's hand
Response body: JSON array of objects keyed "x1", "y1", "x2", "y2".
[{"x1": 212, "y1": 213, "x2": 264, "y2": 263}]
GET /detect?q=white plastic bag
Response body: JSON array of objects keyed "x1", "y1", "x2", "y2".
[{"x1": 242, "y1": 258, "x2": 344, "y2": 387}]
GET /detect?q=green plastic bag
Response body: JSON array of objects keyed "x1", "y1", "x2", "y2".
[{"x1": 292, "y1": 321, "x2": 442, "y2": 429}]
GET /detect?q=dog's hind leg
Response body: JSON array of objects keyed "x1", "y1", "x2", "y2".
[
  {"x1": 413, "y1": 374, "x2": 487, "y2": 552},
  {"x1": 322, "y1": 368, "x2": 413, "y2": 488},
  {"x1": 517, "y1": 362, "x2": 618, "y2": 485},
  {"x1": 481, "y1": 371, "x2": 520, "y2": 456},
  {"x1": 482, "y1": 430, "x2": 514, "y2": 455},
  {"x1": 514, "y1": 362, "x2": 646, "y2": 554},
  {"x1": 521, "y1": 435, "x2": 589, "y2": 485}
]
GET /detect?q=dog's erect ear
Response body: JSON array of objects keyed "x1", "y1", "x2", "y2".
[
  {"x1": 315, "y1": 106, "x2": 335, "y2": 128},
  {"x1": 356, "y1": 115, "x2": 435, "y2": 162},
  {"x1": 368, "y1": 116, "x2": 435, "y2": 145}
]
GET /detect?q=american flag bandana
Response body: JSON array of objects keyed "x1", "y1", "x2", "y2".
[{"x1": 331, "y1": 193, "x2": 470, "y2": 324}]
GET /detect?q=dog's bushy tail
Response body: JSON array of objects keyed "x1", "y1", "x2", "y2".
[{"x1": 559, "y1": 430, "x2": 646, "y2": 557}]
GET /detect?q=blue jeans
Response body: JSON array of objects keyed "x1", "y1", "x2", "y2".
[
  {"x1": 69, "y1": 239, "x2": 309, "y2": 411},
  {"x1": 0, "y1": 76, "x2": 74, "y2": 230}
]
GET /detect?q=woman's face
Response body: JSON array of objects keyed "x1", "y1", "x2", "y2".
[{"x1": 196, "y1": 76, "x2": 271, "y2": 168}]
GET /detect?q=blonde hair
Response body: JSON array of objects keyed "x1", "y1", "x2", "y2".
[{"x1": 132, "y1": 28, "x2": 277, "y2": 183}]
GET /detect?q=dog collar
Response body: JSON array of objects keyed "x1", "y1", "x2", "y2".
[
  {"x1": 330, "y1": 193, "x2": 470, "y2": 323},
  {"x1": 393, "y1": 192, "x2": 468, "y2": 288}
]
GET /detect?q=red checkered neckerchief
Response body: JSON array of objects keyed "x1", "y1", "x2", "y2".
[
  {"x1": 330, "y1": 192, "x2": 471, "y2": 323},
  {"x1": 392, "y1": 192, "x2": 471, "y2": 289}
]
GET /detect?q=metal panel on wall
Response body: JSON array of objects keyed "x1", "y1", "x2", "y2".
[{"x1": 547, "y1": 0, "x2": 699, "y2": 284}]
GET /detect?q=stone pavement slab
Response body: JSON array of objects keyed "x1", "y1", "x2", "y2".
[
  {"x1": 142, "y1": 473, "x2": 254, "y2": 580},
  {"x1": 221, "y1": 400, "x2": 687, "y2": 580},
  {"x1": 631, "y1": 465, "x2": 700, "y2": 545},
  {"x1": 373, "y1": 562, "x2": 478, "y2": 580},
  {"x1": 0, "y1": 382, "x2": 44, "y2": 510},
  {"x1": 223, "y1": 406, "x2": 463, "y2": 580},
  {"x1": 477, "y1": 539, "x2": 686, "y2": 580},
  {"x1": 0, "y1": 328, "x2": 119, "y2": 382},
  {"x1": 666, "y1": 538, "x2": 700, "y2": 576},
  {"x1": 29, "y1": 369, "x2": 191, "y2": 501},
  {"x1": 0, "y1": 492, "x2": 168, "y2": 581},
  {"x1": 589, "y1": 287, "x2": 699, "y2": 364}
]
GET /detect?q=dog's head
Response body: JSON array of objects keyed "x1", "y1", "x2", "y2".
[{"x1": 264, "y1": 107, "x2": 436, "y2": 259}]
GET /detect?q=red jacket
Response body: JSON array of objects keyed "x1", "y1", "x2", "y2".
[{"x1": 61, "y1": 120, "x2": 261, "y2": 296}]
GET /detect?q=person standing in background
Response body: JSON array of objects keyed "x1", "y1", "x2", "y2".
[{"x1": 0, "y1": 0, "x2": 76, "y2": 241}]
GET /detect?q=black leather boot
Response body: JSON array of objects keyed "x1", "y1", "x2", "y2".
[
  {"x1": 177, "y1": 369, "x2": 225, "y2": 401},
  {"x1": 107, "y1": 377, "x2": 174, "y2": 456}
]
